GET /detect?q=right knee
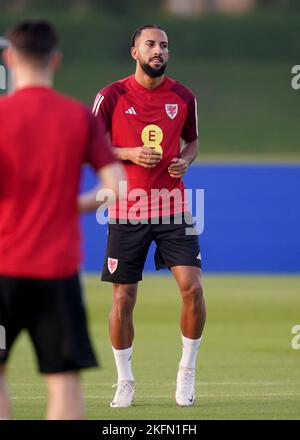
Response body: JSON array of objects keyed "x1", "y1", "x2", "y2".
[{"x1": 112, "y1": 285, "x2": 137, "y2": 319}]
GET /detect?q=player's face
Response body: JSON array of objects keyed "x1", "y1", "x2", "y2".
[{"x1": 132, "y1": 28, "x2": 169, "y2": 78}]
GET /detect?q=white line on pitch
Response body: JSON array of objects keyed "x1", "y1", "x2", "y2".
[
  {"x1": 11, "y1": 392, "x2": 300, "y2": 400},
  {"x1": 8, "y1": 382, "x2": 300, "y2": 387}
]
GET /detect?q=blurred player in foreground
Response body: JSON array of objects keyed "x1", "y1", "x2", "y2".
[
  {"x1": 0, "y1": 19, "x2": 124, "y2": 419},
  {"x1": 92, "y1": 25, "x2": 206, "y2": 408}
]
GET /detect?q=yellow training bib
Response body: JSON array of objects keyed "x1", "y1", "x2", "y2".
[{"x1": 141, "y1": 125, "x2": 163, "y2": 155}]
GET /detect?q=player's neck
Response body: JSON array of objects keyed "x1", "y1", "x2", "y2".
[
  {"x1": 134, "y1": 69, "x2": 165, "y2": 90},
  {"x1": 13, "y1": 67, "x2": 53, "y2": 90}
]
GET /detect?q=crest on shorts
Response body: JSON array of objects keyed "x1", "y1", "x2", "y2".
[
  {"x1": 165, "y1": 104, "x2": 178, "y2": 119},
  {"x1": 108, "y1": 257, "x2": 118, "y2": 274}
]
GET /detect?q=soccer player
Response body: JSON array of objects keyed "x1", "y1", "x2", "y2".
[
  {"x1": 92, "y1": 24, "x2": 206, "y2": 407},
  {"x1": 0, "y1": 19, "x2": 124, "y2": 419}
]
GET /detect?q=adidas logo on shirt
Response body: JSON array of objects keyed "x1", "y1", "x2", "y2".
[{"x1": 125, "y1": 107, "x2": 137, "y2": 115}]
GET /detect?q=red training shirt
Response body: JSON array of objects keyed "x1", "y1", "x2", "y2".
[
  {"x1": 0, "y1": 86, "x2": 116, "y2": 279},
  {"x1": 92, "y1": 75, "x2": 198, "y2": 220}
]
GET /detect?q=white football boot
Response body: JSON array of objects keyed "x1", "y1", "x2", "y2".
[
  {"x1": 175, "y1": 367, "x2": 196, "y2": 407},
  {"x1": 110, "y1": 380, "x2": 135, "y2": 408}
]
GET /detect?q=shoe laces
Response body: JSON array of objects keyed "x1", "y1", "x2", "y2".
[{"x1": 112, "y1": 381, "x2": 134, "y2": 404}]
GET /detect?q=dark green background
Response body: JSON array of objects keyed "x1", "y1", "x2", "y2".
[{"x1": 1, "y1": 3, "x2": 300, "y2": 160}]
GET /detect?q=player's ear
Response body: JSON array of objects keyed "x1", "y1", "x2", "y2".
[
  {"x1": 50, "y1": 49, "x2": 62, "y2": 71},
  {"x1": 130, "y1": 47, "x2": 138, "y2": 61}
]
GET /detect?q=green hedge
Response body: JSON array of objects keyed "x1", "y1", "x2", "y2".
[
  {"x1": 1, "y1": 10, "x2": 299, "y2": 159},
  {"x1": 1, "y1": 10, "x2": 300, "y2": 62}
]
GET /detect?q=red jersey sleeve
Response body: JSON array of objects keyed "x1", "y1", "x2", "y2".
[
  {"x1": 171, "y1": 82, "x2": 199, "y2": 143},
  {"x1": 181, "y1": 94, "x2": 198, "y2": 143},
  {"x1": 84, "y1": 108, "x2": 116, "y2": 171},
  {"x1": 91, "y1": 82, "x2": 126, "y2": 134}
]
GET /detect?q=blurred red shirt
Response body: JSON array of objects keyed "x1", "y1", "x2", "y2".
[{"x1": 0, "y1": 86, "x2": 116, "y2": 278}]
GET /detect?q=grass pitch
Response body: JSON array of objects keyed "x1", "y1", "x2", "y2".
[{"x1": 6, "y1": 275, "x2": 300, "y2": 420}]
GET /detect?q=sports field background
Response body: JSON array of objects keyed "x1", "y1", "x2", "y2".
[{"x1": 6, "y1": 275, "x2": 300, "y2": 420}]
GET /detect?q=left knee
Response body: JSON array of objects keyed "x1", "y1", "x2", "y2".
[{"x1": 180, "y1": 280, "x2": 204, "y2": 306}]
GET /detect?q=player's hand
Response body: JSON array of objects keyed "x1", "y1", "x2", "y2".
[
  {"x1": 130, "y1": 146, "x2": 162, "y2": 168},
  {"x1": 168, "y1": 158, "x2": 188, "y2": 178}
]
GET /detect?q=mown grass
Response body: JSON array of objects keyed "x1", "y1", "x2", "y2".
[{"x1": 6, "y1": 275, "x2": 300, "y2": 420}]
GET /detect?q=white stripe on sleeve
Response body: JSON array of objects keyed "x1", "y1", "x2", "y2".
[
  {"x1": 94, "y1": 95, "x2": 104, "y2": 116},
  {"x1": 92, "y1": 93, "x2": 101, "y2": 113}
]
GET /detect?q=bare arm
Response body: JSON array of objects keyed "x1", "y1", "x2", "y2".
[
  {"x1": 78, "y1": 161, "x2": 125, "y2": 213},
  {"x1": 168, "y1": 139, "x2": 199, "y2": 178},
  {"x1": 181, "y1": 139, "x2": 199, "y2": 165}
]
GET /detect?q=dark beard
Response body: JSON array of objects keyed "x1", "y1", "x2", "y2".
[{"x1": 141, "y1": 61, "x2": 167, "y2": 78}]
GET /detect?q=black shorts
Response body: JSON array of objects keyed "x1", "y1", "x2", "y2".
[
  {"x1": 101, "y1": 214, "x2": 201, "y2": 284},
  {"x1": 0, "y1": 273, "x2": 98, "y2": 374}
]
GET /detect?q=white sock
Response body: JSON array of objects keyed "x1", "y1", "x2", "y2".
[
  {"x1": 179, "y1": 335, "x2": 202, "y2": 370},
  {"x1": 112, "y1": 346, "x2": 134, "y2": 382}
]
